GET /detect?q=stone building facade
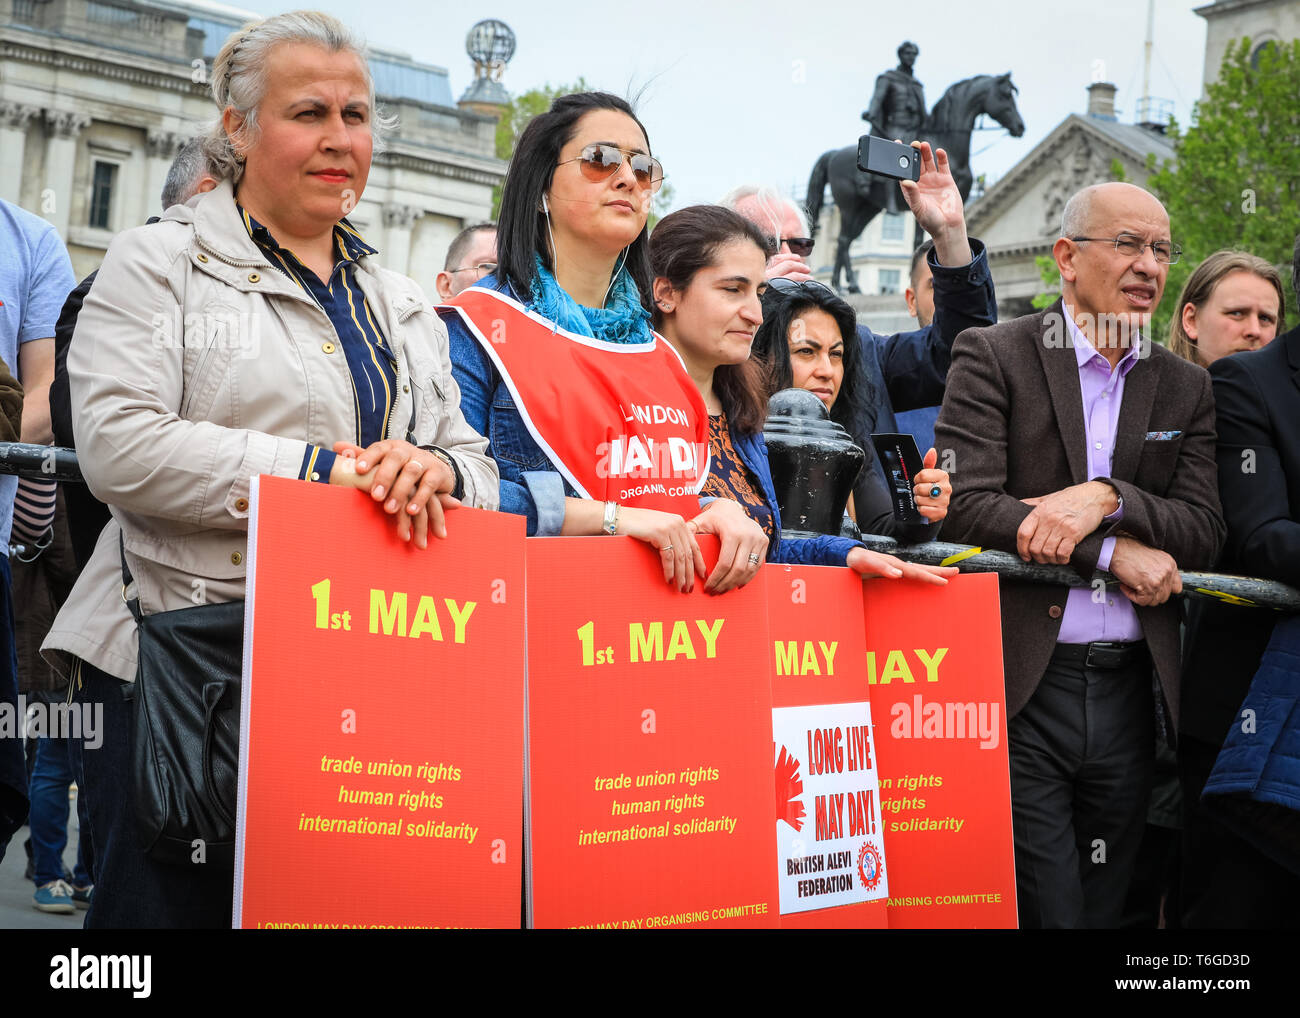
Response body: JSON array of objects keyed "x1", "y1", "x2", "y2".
[
  {"x1": 960, "y1": 83, "x2": 1175, "y2": 319},
  {"x1": 1197, "y1": 0, "x2": 1300, "y2": 87},
  {"x1": 0, "y1": 0, "x2": 505, "y2": 283}
]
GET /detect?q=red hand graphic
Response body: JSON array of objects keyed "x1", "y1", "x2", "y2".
[{"x1": 775, "y1": 746, "x2": 805, "y2": 831}]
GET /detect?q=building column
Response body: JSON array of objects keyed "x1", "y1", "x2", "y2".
[
  {"x1": 0, "y1": 103, "x2": 39, "y2": 205},
  {"x1": 42, "y1": 110, "x2": 91, "y2": 239},
  {"x1": 146, "y1": 129, "x2": 185, "y2": 214},
  {"x1": 382, "y1": 203, "x2": 423, "y2": 276}
]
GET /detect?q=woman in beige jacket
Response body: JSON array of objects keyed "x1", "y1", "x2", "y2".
[{"x1": 43, "y1": 11, "x2": 497, "y2": 927}]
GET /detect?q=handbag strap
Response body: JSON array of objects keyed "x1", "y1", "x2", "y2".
[{"x1": 119, "y1": 531, "x2": 143, "y2": 625}]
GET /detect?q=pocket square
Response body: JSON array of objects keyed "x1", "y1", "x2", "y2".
[{"x1": 1144, "y1": 430, "x2": 1182, "y2": 441}]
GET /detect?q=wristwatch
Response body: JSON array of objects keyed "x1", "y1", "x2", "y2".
[
  {"x1": 602, "y1": 501, "x2": 620, "y2": 536},
  {"x1": 423, "y1": 446, "x2": 464, "y2": 501}
]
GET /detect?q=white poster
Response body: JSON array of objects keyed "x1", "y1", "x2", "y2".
[{"x1": 772, "y1": 701, "x2": 888, "y2": 915}]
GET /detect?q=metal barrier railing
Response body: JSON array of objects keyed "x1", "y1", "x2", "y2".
[
  {"x1": 0, "y1": 442, "x2": 86, "y2": 484},
  {"x1": 852, "y1": 533, "x2": 1300, "y2": 614},
  {"x1": 3, "y1": 441, "x2": 1295, "y2": 612}
]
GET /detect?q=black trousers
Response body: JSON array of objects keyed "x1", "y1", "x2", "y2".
[
  {"x1": 75, "y1": 660, "x2": 233, "y2": 928},
  {"x1": 1008, "y1": 650, "x2": 1154, "y2": 928}
]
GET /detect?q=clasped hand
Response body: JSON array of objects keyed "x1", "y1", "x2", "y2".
[
  {"x1": 1016, "y1": 480, "x2": 1118, "y2": 564},
  {"x1": 1108, "y1": 535, "x2": 1182, "y2": 606},
  {"x1": 616, "y1": 499, "x2": 767, "y2": 595},
  {"x1": 329, "y1": 439, "x2": 459, "y2": 548}
]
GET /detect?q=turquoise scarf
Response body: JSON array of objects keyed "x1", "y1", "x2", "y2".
[{"x1": 528, "y1": 254, "x2": 653, "y2": 345}]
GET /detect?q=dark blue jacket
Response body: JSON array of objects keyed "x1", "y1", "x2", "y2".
[
  {"x1": 851, "y1": 239, "x2": 996, "y2": 512},
  {"x1": 854, "y1": 239, "x2": 996, "y2": 438},
  {"x1": 1201, "y1": 617, "x2": 1300, "y2": 875}
]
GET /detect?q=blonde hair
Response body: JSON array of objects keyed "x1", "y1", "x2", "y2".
[
  {"x1": 1167, "y1": 250, "x2": 1287, "y2": 366},
  {"x1": 201, "y1": 10, "x2": 396, "y2": 185}
]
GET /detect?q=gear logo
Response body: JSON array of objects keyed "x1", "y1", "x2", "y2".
[{"x1": 857, "y1": 840, "x2": 884, "y2": 892}]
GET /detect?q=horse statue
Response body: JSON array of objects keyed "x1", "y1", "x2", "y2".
[{"x1": 806, "y1": 73, "x2": 1026, "y2": 294}]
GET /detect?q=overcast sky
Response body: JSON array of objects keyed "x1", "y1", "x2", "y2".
[{"x1": 232, "y1": 0, "x2": 1213, "y2": 211}]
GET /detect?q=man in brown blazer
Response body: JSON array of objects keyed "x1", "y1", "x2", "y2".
[{"x1": 935, "y1": 182, "x2": 1224, "y2": 928}]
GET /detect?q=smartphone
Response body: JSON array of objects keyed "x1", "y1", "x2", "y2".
[
  {"x1": 870, "y1": 433, "x2": 928, "y2": 525},
  {"x1": 856, "y1": 135, "x2": 921, "y2": 182}
]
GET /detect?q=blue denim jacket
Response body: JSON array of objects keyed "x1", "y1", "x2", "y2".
[{"x1": 441, "y1": 275, "x2": 860, "y2": 566}]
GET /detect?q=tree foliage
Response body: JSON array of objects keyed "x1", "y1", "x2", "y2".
[
  {"x1": 494, "y1": 78, "x2": 591, "y2": 168},
  {"x1": 491, "y1": 79, "x2": 589, "y2": 218},
  {"x1": 1147, "y1": 38, "x2": 1300, "y2": 341},
  {"x1": 491, "y1": 78, "x2": 674, "y2": 226}
]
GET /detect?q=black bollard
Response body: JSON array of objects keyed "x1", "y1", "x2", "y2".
[{"x1": 762, "y1": 389, "x2": 864, "y2": 538}]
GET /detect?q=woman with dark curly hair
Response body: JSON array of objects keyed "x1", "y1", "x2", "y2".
[{"x1": 753, "y1": 278, "x2": 949, "y2": 542}]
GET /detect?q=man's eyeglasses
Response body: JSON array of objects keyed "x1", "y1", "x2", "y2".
[
  {"x1": 556, "y1": 144, "x2": 664, "y2": 193},
  {"x1": 764, "y1": 236, "x2": 814, "y2": 258},
  {"x1": 1071, "y1": 234, "x2": 1182, "y2": 265},
  {"x1": 449, "y1": 261, "x2": 497, "y2": 277}
]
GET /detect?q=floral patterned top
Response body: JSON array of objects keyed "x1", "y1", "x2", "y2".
[{"x1": 699, "y1": 410, "x2": 776, "y2": 544}]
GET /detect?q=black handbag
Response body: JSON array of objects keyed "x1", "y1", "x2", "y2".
[{"x1": 121, "y1": 537, "x2": 244, "y2": 867}]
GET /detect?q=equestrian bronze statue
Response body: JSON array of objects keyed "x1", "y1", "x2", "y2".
[{"x1": 808, "y1": 63, "x2": 1026, "y2": 293}]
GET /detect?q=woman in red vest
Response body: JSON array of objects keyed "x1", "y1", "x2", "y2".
[
  {"x1": 649, "y1": 204, "x2": 956, "y2": 586},
  {"x1": 441, "y1": 92, "x2": 766, "y2": 593}
]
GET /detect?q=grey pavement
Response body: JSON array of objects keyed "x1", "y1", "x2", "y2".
[{"x1": 0, "y1": 787, "x2": 88, "y2": 929}]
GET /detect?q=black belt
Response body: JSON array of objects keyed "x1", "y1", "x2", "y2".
[{"x1": 1052, "y1": 641, "x2": 1149, "y2": 670}]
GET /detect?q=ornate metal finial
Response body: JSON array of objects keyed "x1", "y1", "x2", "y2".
[
  {"x1": 762, "y1": 389, "x2": 865, "y2": 538},
  {"x1": 465, "y1": 19, "x2": 515, "y2": 84}
]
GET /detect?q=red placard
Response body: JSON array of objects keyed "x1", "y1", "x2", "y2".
[
  {"x1": 235, "y1": 477, "x2": 526, "y2": 929},
  {"x1": 525, "y1": 536, "x2": 779, "y2": 929},
  {"x1": 862, "y1": 573, "x2": 1018, "y2": 928},
  {"x1": 767, "y1": 564, "x2": 889, "y2": 929}
]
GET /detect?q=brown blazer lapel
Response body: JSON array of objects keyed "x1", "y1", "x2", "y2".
[
  {"x1": 1036, "y1": 301, "x2": 1087, "y2": 485},
  {"x1": 1110, "y1": 338, "x2": 1158, "y2": 482}
]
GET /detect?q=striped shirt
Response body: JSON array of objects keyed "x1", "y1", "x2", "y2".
[{"x1": 237, "y1": 206, "x2": 396, "y2": 484}]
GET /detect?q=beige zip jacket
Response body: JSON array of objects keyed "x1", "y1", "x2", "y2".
[{"x1": 43, "y1": 181, "x2": 498, "y2": 681}]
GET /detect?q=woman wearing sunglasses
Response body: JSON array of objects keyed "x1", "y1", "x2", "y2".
[
  {"x1": 753, "y1": 277, "x2": 951, "y2": 541},
  {"x1": 648, "y1": 204, "x2": 957, "y2": 587},
  {"x1": 441, "y1": 92, "x2": 764, "y2": 593}
]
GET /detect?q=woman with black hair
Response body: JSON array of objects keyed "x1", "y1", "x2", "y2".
[
  {"x1": 650, "y1": 204, "x2": 956, "y2": 587},
  {"x1": 440, "y1": 92, "x2": 762, "y2": 593},
  {"x1": 753, "y1": 279, "x2": 950, "y2": 542}
]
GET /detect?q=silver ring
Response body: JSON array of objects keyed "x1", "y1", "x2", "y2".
[
  {"x1": 748, "y1": 553, "x2": 761, "y2": 565},
  {"x1": 662, "y1": 545, "x2": 674, "y2": 554}
]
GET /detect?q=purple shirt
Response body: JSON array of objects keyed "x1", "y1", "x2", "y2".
[{"x1": 1056, "y1": 312, "x2": 1144, "y2": 644}]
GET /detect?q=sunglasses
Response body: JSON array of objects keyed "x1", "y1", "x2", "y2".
[
  {"x1": 556, "y1": 144, "x2": 665, "y2": 193},
  {"x1": 768, "y1": 236, "x2": 814, "y2": 258},
  {"x1": 764, "y1": 277, "x2": 837, "y2": 301}
]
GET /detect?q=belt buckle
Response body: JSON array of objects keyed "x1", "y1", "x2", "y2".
[{"x1": 1085, "y1": 642, "x2": 1125, "y2": 669}]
